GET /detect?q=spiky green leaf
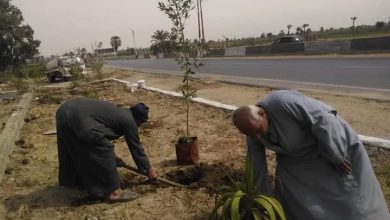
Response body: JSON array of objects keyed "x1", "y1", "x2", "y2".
[
  {"x1": 220, "y1": 185, "x2": 234, "y2": 193},
  {"x1": 246, "y1": 157, "x2": 254, "y2": 195},
  {"x1": 222, "y1": 197, "x2": 233, "y2": 220},
  {"x1": 253, "y1": 197, "x2": 276, "y2": 220},
  {"x1": 222, "y1": 192, "x2": 235, "y2": 200},
  {"x1": 251, "y1": 208, "x2": 264, "y2": 220},
  {"x1": 230, "y1": 193, "x2": 243, "y2": 220},
  {"x1": 258, "y1": 195, "x2": 286, "y2": 220}
]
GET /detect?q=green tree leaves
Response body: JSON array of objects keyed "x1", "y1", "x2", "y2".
[
  {"x1": 0, "y1": 0, "x2": 41, "y2": 71},
  {"x1": 110, "y1": 36, "x2": 121, "y2": 57},
  {"x1": 158, "y1": 0, "x2": 201, "y2": 140},
  {"x1": 150, "y1": 30, "x2": 174, "y2": 55}
]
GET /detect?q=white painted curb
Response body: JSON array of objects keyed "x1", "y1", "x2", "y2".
[
  {"x1": 106, "y1": 78, "x2": 390, "y2": 150},
  {"x1": 359, "y1": 135, "x2": 390, "y2": 150},
  {"x1": 144, "y1": 85, "x2": 237, "y2": 111}
]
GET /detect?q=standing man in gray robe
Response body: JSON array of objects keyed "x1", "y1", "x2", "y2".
[
  {"x1": 56, "y1": 97, "x2": 158, "y2": 203},
  {"x1": 233, "y1": 90, "x2": 389, "y2": 220}
]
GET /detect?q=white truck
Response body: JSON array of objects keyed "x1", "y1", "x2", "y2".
[{"x1": 45, "y1": 56, "x2": 86, "y2": 83}]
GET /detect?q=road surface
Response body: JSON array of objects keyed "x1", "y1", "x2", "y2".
[{"x1": 106, "y1": 56, "x2": 390, "y2": 91}]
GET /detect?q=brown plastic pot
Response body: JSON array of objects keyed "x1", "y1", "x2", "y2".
[{"x1": 175, "y1": 136, "x2": 199, "y2": 165}]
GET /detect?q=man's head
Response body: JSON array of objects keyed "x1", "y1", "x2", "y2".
[
  {"x1": 130, "y1": 103, "x2": 149, "y2": 126},
  {"x1": 232, "y1": 105, "x2": 269, "y2": 138}
]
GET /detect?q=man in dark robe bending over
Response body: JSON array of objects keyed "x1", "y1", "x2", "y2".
[{"x1": 56, "y1": 97, "x2": 157, "y2": 203}]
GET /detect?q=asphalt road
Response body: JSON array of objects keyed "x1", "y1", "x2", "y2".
[{"x1": 106, "y1": 57, "x2": 390, "y2": 90}]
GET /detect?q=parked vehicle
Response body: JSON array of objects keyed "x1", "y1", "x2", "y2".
[
  {"x1": 272, "y1": 35, "x2": 303, "y2": 44},
  {"x1": 45, "y1": 56, "x2": 86, "y2": 83}
]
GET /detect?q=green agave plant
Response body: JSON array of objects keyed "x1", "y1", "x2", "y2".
[{"x1": 209, "y1": 158, "x2": 286, "y2": 220}]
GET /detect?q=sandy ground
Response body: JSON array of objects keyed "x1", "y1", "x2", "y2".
[
  {"x1": 0, "y1": 70, "x2": 388, "y2": 219},
  {"x1": 0, "y1": 81, "x2": 252, "y2": 219}
]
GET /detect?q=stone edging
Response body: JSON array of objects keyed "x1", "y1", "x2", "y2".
[{"x1": 0, "y1": 92, "x2": 33, "y2": 181}]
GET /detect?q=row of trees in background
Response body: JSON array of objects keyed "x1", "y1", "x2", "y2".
[
  {"x1": 207, "y1": 19, "x2": 390, "y2": 49},
  {"x1": 107, "y1": 29, "x2": 179, "y2": 56},
  {"x1": 107, "y1": 18, "x2": 390, "y2": 57},
  {"x1": 0, "y1": 0, "x2": 41, "y2": 73},
  {"x1": 146, "y1": 19, "x2": 390, "y2": 54}
]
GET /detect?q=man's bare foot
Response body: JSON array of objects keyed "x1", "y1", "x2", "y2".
[{"x1": 107, "y1": 188, "x2": 138, "y2": 203}]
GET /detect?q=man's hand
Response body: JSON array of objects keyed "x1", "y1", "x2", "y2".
[
  {"x1": 146, "y1": 168, "x2": 159, "y2": 184},
  {"x1": 147, "y1": 167, "x2": 158, "y2": 179},
  {"x1": 338, "y1": 159, "x2": 352, "y2": 175}
]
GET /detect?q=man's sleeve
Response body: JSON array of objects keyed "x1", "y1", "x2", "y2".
[
  {"x1": 123, "y1": 123, "x2": 151, "y2": 174},
  {"x1": 283, "y1": 97, "x2": 347, "y2": 164},
  {"x1": 246, "y1": 136, "x2": 272, "y2": 194}
]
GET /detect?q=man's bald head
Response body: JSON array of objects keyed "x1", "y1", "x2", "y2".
[
  {"x1": 232, "y1": 105, "x2": 269, "y2": 137},
  {"x1": 232, "y1": 105, "x2": 260, "y2": 125}
]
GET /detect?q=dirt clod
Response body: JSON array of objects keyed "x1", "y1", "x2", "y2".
[
  {"x1": 21, "y1": 158, "x2": 30, "y2": 165},
  {"x1": 4, "y1": 167, "x2": 13, "y2": 175},
  {"x1": 21, "y1": 143, "x2": 34, "y2": 149},
  {"x1": 14, "y1": 139, "x2": 25, "y2": 146}
]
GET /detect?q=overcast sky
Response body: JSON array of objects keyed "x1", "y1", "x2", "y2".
[{"x1": 12, "y1": 0, "x2": 390, "y2": 56}]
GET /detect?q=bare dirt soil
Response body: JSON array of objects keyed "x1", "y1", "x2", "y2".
[
  {"x1": 0, "y1": 81, "x2": 252, "y2": 219},
  {"x1": 0, "y1": 70, "x2": 389, "y2": 219},
  {"x1": 104, "y1": 67, "x2": 390, "y2": 206}
]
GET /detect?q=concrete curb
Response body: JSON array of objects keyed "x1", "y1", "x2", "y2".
[
  {"x1": 359, "y1": 135, "x2": 390, "y2": 150},
  {"x1": 108, "y1": 78, "x2": 390, "y2": 150},
  {"x1": 0, "y1": 92, "x2": 33, "y2": 181}
]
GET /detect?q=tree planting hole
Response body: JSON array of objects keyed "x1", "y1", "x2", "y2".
[
  {"x1": 163, "y1": 163, "x2": 246, "y2": 193},
  {"x1": 165, "y1": 166, "x2": 205, "y2": 185}
]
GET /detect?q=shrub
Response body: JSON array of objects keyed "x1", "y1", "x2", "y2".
[
  {"x1": 88, "y1": 55, "x2": 104, "y2": 80},
  {"x1": 9, "y1": 77, "x2": 29, "y2": 94},
  {"x1": 84, "y1": 90, "x2": 99, "y2": 99},
  {"x1": 209, "y1": 158, "x2": 286, "y2": 220}
]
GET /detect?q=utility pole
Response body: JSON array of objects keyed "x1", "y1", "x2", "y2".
[
  {"x1": 195, "y1": 0, "x2": 206, "y2": 58},
  {"x1": 196, "y1": 0, "x2": 202, "y2": 57},
  {"x1": 131, "y1": 29, "x2": 138, "y2": 59},
  {"x1": 199, "y1": 0, "x2": 205, "y2": 45}
]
